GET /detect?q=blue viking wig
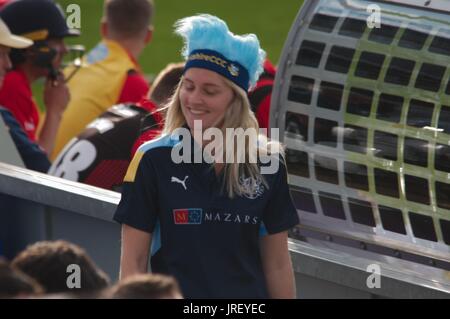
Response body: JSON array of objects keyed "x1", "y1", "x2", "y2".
[{"x1": 174, "y1": 14, "x2": 266, "y2": 92}]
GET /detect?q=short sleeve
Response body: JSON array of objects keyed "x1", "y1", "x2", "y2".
[
  {"x1": 262, "y1": 156, "x2": 299, "y2": 234},
  {"x1": 113, "y1": 151, "x2": 158, "y2": 233},
  {"x1": 117, "y1": 70, "x2": 150, "y2": 104}
]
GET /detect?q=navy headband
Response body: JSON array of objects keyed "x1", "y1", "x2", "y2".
[{"x1": 184, "y1": 49, "x2": 250, "y2": 91}]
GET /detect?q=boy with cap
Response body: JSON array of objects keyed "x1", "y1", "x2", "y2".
[{"x1": 0, "y1": 0, "x2": 79, "y2": 156}]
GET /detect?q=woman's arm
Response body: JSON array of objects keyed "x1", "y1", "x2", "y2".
[
  {"x1": 119, "y1": 224, "x2": 152, "y2": 280},
  {"x1": 260, "y1": 231, "x2": 296, "y2": 299}
]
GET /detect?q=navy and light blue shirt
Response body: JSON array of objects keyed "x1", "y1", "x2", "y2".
[{"x1": 114, "y1": 132, "x2": 299, "y2": 298}]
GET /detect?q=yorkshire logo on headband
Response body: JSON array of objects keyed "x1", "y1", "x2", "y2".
[
  {"x1": 185, "y1": 49, "x2": 249, "y2": 91},
  {"x1": 228, "y1": 64, "x2": 239, "y2": 77}
]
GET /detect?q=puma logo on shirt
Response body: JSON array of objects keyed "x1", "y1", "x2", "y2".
[{"x1": 171, "y1": 175, "x2": 189, "y2": 190}]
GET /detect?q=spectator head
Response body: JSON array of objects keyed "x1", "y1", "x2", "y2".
[
  {"x1": 0, "y1": 259, "x2": 44, "y2": 298},
  {"x1": 149, "y1": 62, "x2": 185, "y2": 107},
  {"x1": 11, "y1": 240, "x2": 110, "y2": 295},
  {"x1": 0, "y1": 18, "x2": 32, "y2": 86},
  {"x1": 109, "y1": 273, "x2": 183, "y2": 299},
  {"x1": 0, "y1": 0, "x2": 79, "y2": 79},
  {"x1": 102, "y1": 0, "x2": 154, "y2": 43},
  {"x1": 132, "y1": 62, "x2": 184, "y2": 152}
]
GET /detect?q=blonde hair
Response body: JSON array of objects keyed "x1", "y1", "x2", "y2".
[{"x1": 162, "y1": 77, "x2": 283, "y2": 198}]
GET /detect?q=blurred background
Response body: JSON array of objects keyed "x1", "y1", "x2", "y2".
[
  {"x1": 30, "y1": 0, "x2": 304, "y2": 110},
  {"x1": 59, "y1": 0, "x2": 302, "y2": 74}
]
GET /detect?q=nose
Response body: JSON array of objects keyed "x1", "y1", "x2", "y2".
[{"x1": 189, "y1": 88, "x2": 204, "y2": 106}]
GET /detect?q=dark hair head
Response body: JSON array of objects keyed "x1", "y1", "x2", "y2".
[
  {"x1": 150, "y1": 62, "x2": 185, "y2": 107},
  {"x1": 11, "y1": 240, "x2": 110, "y2": 294},
  {"x1": 109, "y1": 273, "x2": 182, "y2": 299},
  {"x1": 104, "y1": 0, "x2": 154, "y2": 39},
  {"x1": 0, "y1": 259, "x2": 44, "y2": 298}
]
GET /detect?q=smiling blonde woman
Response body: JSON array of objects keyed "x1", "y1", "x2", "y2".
[{"x1": 114, "y1": 14, "x2": 299, "y2": 299}]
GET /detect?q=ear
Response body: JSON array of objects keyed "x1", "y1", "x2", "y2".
[
  {"x1": 100, "y1": 21, "x2": 108, "y2": 38},
  {"x1": 144, "y1": 27, "x2": 153, "y2": 44}
]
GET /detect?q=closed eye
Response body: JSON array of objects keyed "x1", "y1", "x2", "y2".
[
  {"x1": 204, "y1": 89, "x2": 218, "y2": 96},
  {"x1": 182, "y1": 81, "x2": 195, "y2": 91}
]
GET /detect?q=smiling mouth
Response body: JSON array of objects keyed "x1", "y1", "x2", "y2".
[{"x1": 188, "y1": 107, "x2": 209, "y2": 116}]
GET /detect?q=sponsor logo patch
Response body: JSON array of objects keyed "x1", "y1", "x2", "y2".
[{"x1": 173, "y1": 208, "x2": 202, "y2": 225}]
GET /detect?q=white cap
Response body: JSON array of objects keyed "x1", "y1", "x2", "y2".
[{"x1": 0, "y1": 18, "x2": 32, "y2": 49}]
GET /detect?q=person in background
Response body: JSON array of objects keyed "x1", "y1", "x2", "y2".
[
  {"x1": 131, "y1": 62, "x2": 185, "y2": 155},
  {"x1": 248, "y1": 59, "x2": 276, "y2": 130},
  {"x1": 0, "y1": 0, "x2": 79, "y2": 156},
  {"x1": 12, "y1": 240, "x2": 110, "y2": 296},
  {"x1": 108, "y1": 273, "x2": 183, "y2": 299},
  {"x1": 52, "y1": 0, "x2": 155, "y2": 159},
  {"x1": 49, "y1": 63, "x2": 184, "y2": 191},
  {"x1": 0, "y1": 17, "x2": 52, "y2": 172},
  {"x1": 0, "y1": 259, "x2": 44, "y2": 298}
]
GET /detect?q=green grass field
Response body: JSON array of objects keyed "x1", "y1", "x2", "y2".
[
  {"x1": 33, "y1": 0, "x2": 303, "y2": 111},
  {"x1": 33, "y1": 0, "x2": 303, "y2": 109},
  {"x1": 57, "y1": 0, "x2": 303, "y2": 76}
]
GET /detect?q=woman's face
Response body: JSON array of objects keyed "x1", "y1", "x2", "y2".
[{"x1": 180, "y1": 67, "x2": 235, "y2": 131}]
